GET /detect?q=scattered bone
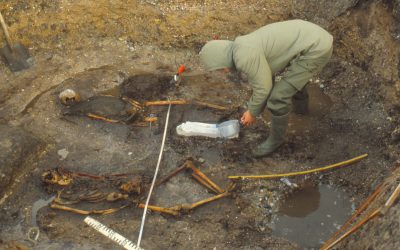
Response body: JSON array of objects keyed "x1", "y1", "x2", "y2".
[
  {"x1": 44, "y1": 160, "x2": 231, "y2": 217},
  {"x1": 106, "y1": 192, "x2": 129, "y2": 202},
  {"x1": 119, "y1": 176, "x2": 143, "y2": 195},
  {"x1": 42, "y1": 168, "x2": 73, "y2": 186},
  {"x1": 140, "y1": 160, "x2": 233, "y2": 216},
  {"x1": 43, "y1": 168, "x2": 148, "y2": 215},
  {"x1": 51, "y1": 203, "x2": 128, "y2": 215}
]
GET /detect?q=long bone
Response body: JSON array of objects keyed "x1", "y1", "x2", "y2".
[
  {"x1": 138, "y1": 192, "x2": 230, "y2": 216},
  {"x1": 137, "y1": 161, "x2": 231, "y2": 216}
]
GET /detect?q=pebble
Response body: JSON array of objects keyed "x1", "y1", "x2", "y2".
[
  {"x1": 383, "y1": 231, "x2": 390, "y2": 240},
  {"x1": 57, "y1": 148, "x2": 69, "y2": 160}
]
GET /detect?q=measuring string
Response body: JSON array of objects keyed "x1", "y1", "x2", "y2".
[{"x1": 137, "y1": 103, "x2": 172, "y2": 247}]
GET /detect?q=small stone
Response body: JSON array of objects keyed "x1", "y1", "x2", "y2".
[
  {"x1": 57, "y1": 148, "x2": 69, "y2": 160},
  {"x1": 383, "y1": 231, "x2": 390, "y2": 240}
]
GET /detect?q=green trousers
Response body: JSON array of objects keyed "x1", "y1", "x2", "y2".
[{"x1": 267, "y1": 47, "x2": 333, "y2": 116}]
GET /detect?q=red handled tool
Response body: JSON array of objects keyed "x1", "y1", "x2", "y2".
[{"x1": 172, "y1": 65, "x2": 186, "y2": 84}]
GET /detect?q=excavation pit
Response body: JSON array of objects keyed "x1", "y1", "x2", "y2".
[{"x1": 0, "y1": 1, "x2": 399, "y2": 249}]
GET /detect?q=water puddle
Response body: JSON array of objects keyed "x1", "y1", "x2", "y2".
[
  {"x1": 270, "y1": 182, "x2": 354, "y2": 249},
  {"x1": 261, "y1": 84, "x2": 333, "y2": 134},
  {"x1": 289, "y1": 84, "x2": 333, "y2": 132}
]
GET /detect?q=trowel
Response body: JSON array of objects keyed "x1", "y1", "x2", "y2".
[
  {"x1": 0, "y1": 11, "x2": 32, "y2": 72},
  {"x1": 170, "y1": 64, "x2": 186, "y2": 85}
]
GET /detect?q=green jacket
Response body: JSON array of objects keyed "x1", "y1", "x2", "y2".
[{"x1": 200, "y1": 20, "x2": 333, "y2": 116}]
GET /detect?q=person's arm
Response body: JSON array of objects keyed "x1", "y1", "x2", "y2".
[{"x1": 233, "y1": 45, "x2": 273, "y2": 119}]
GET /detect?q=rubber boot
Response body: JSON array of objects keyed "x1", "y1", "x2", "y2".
[
  {"x1": 252, "y1": 113, "x2": 289, "y2": 157},
  {"x1": 292, "y1": 87, "x2": 309, "y2": 115}
]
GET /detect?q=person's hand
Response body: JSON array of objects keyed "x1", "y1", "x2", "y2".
[{"x1": 240, "y1": 110, "x2": 256, "y2": 127}]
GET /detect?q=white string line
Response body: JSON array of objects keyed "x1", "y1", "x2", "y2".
[{"x1": 137, "y1": 103, "x2": 172, "y2": 248}]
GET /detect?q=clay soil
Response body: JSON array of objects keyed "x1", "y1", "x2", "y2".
[{"x1": 0, "y1": 1, "x2": 399, "y2": 249}]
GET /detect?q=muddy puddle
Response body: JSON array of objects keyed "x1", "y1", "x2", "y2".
[
  {"x1": 289, "y1": 83, "x2": 333, "y2": 134},
  {"x1": 270, "y1": 181, "x2": 354, "y2": 249},
  {"x1": 307, "y1": 83, "x2": 333, "y2": 116}
]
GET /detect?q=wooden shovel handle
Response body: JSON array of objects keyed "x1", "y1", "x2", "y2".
[{"x1": 0, "y1": 11, "x2": 13, "y2": 50}]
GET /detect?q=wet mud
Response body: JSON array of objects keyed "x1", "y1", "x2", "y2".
[{"x1": 121, "y1": 74, "x2": 174, "y2": 102}]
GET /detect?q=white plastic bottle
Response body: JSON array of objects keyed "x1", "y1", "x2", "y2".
[{"x1": 176, "y1": 120, "x2": 240, "y2": 139}]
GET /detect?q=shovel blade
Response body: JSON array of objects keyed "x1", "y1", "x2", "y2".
[{"x1": 0, "y1": 43, "x2": 33, "y2": 72}]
